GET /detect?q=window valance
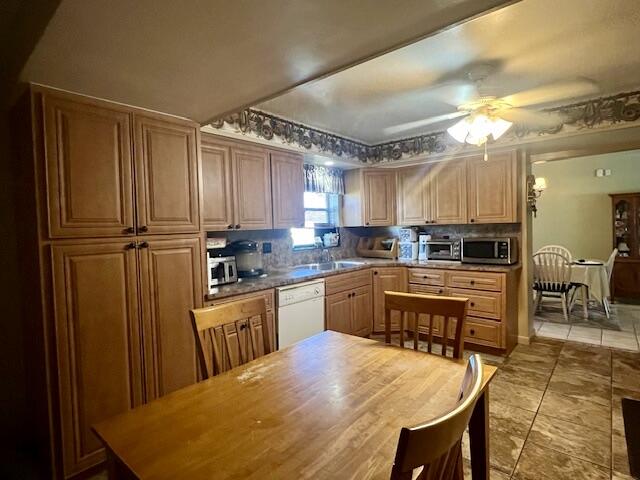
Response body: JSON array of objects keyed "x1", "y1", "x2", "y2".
[{"x1": 303, "y1": 164, "x2": 344, "y2": 195}]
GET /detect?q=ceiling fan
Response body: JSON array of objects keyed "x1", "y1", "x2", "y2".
[{"x1": 383, "y1": 65, "x2": 600, "y2": 146}]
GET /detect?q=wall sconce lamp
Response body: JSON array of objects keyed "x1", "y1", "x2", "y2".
[{"x1": 527, "y1": 175, "x2": 547, "y2": 217}]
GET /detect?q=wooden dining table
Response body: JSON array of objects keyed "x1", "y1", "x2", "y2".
[{"x1": 93, "y1": 331, "x2": 496, "y2": 479}]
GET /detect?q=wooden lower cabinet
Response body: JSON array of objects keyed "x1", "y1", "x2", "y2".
[
  {"x1": 51, "y1": 241, "x2": 144, "y2": 477},
  {"x1": 326, "y1": 290, "x2": 352, "y2": 334},
  {"x1": 325, "y1": 270, "x2": 373, "y2": 337},
  {"x1": 51, "y1": 236, "x2": 203, "y2": 477},
  {"x1": 372, "y1": 267, "x2": 408, "y2": 333},
  {"x1": 139, "y1": 237, "x2": 202, "y2": 400}
]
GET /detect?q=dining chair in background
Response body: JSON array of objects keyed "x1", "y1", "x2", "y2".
[
  {"x1": 536, "y1": 244, "x2": 573, "y2": 262},
  {"x1": 390, "y1": 354, "x2": 484, "y2": 480},
  {"x1": 190, "y1": 297, "x2": 272, "y2": 378},
  {"x1": 603, "y1": 248, "x2": 618, "y2": 315},
  {"x1": 533, "y1": 251, "x2": 573, "y2": 322},
  {"x1": 384, "y1": 291, "x2": 469, "y2": 359}
]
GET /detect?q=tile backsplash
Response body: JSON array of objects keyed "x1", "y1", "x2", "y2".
[{"x1": 207, "y1": 223, "x2": 521, "y2": 271}]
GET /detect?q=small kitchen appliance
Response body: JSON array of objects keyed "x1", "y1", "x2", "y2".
[
  {"x1": 206, "y1": 248, "x2": 237, "y2": 289},
  {"x1": 418, "y1": 234, "x2": 431, "y2": 260},
  {"x1": 461, "y1": 237, "x2": 518, "y2": 265},
  {"x1": 230, "y1": 240, "x2": 264, "y2": 278},
  {"x1": 426, "y1": 239, "x2": 461, "y2": 261}
]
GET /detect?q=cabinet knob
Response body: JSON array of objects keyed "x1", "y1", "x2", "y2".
[
  {"x1": 139, "y1": 226, "x2": 148, "y2": 232},
  {"x1": 365, "y1": 222, "x2": 370, "y2": 226},
  {"x1": 470, "y1": 280, "x2": 475, "y2": 285},
  {"x1": 138, "y1": 241, "x2": 149, "y2": 249},
  {"x1": 235, "y1": 224, "x2": 241, "y2": 229},
  {"x1": 470, "y1": 218, "x2": 475, "y2": 223},
  {"x1": 438, "y1": 289, "x2": 443, "y2": 294},
  {"x1": 227, "y1": 224, "x2": 233, "y2": 229},
  {"x1": 422, "y1": 275, "x2": 428, "y2": 279},
  {"x1": 470, "y1": 302, "x2": 475, "y2": 307},
  {"x1": 373, "y1": 271, "x2": 378, "y2": 275},
  {"x1": 124, "y1": 227, "x2": 135, "y2": 234},
  {"x1": 125, "y1": 242, "x2": 137, "y2": 250},
  {"x1": 470, "y1": 328, "x2": 476, "y2": 336}
]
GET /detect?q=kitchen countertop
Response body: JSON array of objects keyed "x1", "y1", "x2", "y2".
[{"x1": 205, "y1": 258, "x2": 521, "y2": 302}]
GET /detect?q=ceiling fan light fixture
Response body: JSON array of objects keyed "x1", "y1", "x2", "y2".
[
  {"x1": 488, "y1": 117, "x2": 512, "y2": 140},
  {"x1": 446, "y1": 111, "x2": 513, "y2": 146}
]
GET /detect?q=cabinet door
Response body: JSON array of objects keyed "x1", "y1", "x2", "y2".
[
  {"x1": 351, "y1": 285, "x2": 373, "y2": 337},
  {"x1": 271, "y1": 151, "x2": 305, "y2": 228},
  {"x1": 397, "y1": 165, "x2": 431, "y2": 226},
  {"x1": 326, "y1": 291, "x2": 352, "y2": 334},
  {"x1": 134, "y1": 114, "x2": 200, "y2": 234},
  {"x1": 372, "y1": 267, "x2": 408, "y2": 333},
  {"x1": 363, "y1": 170, "x2": 396, "y2": 226},
  {"x1": 201, "y1": 138, "x2": 234, "y2": 231},
  {"x1": 232, "y1": 146, "x2": 273, "y2": 229},
  {"x1": 139, "y1": 236, "x2": 202, "y2": 400},
  {"x1": 429, "y1": 160, "x2": 467, "y2": 224},
  {"x1": 43, "y1": 92, "x2": 135, "y2": 238},
  {"x1": 467, "y1": 152, "x2": 517, "y2": 223},
  {"x1": 51, "y1": 241, "x2": 143, "y2": 477}
]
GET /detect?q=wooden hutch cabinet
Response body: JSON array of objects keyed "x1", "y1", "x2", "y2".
[{"x1": 611, "y1": 193, "x2": 640, "y2": 300}]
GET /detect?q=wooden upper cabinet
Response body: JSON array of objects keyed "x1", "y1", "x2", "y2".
[
  {"x1": 467, "y1": 152, "x2": 518, "y2": 224},
  {"x1": 138, "y1": 236, "x2": 202, "y2": 400},
  {"x1": 429, "y1": 160, "x2": 467, "y2": 225},
  {"x1": 397, "y1": 165, "x2": 431, "y2": 226},
  {"x1": 232, "y1": 146, "x2": 272, "y2": 230},
  {"x1": 201, "y1": 137, "x2": 234, "y2": 231},
  {"x1": 372, "y1": 267, "x2": 407, "y2": 333},
  {"x1": 42, "y1": 91, "x2": 135, "y2": 238},
  {"x1": 364, "y1": 170, "x2": 396, "y2": 226},
  {"x1": 134, "y1": 114, "x2": 200, "y2": 234},
  {"x1": 271, "y1": 151, "x2": 305, "y2": 229},
  {"x1": 51, "y1": 241, "x2": 144, "y2": 477}
]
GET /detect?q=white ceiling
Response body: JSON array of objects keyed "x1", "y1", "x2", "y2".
[
  {"x1": 257, "y1": 0, "x2": 640, "y2": 143},
  {"x1": 20, "y1": 0, "x2": 512, "y2": 123}
]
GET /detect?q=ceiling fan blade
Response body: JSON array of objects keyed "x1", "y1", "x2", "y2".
[
  {"x1": 498, "y1": 108, "x2": 564, "y2": 128},
  {"x1": 382, "y1": 111, "x2": 467, "y2": 136},
  {"x1": 501, "y1": 79, "x2": 599, "y2": 108}
]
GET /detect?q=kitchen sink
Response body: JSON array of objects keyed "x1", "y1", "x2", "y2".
[{"x1": 292, "y1": 260, "x2": 365, "y2": 272}]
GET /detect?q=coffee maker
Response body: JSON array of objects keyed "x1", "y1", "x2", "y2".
[{"x1": 230, "y1": 240, "x2": 264, "y2": 278}]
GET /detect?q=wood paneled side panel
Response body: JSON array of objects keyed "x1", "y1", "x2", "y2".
[
  {"x1": 232, "y1": 146, "x2": 272, "y2": 229},
  {"x1": 467, "y1": 152, "x2": 517, "y2": 223},
  {"x1": 271, "y1": 151, "x2": 305, "y2": 228},
  {"x1": 429, "y1": 160, "x2": 467, "y2": 225},
  {"x1": 397, "y1": 165, "x2": 430, "y2": 226},
  {"x1": 201, "y1": 139, "x2": 233, "y2": 230},
  {"x1": 139, "y1": 237, "x2": 202, "y2": 399},
  {"x1": 363, "y1": 170, "x2": 396, "y2": 226},
  {"x1": 43, "y1": 92, "x2": 135, "y2": 238},
  {"x1": 51, "y1": 242, "x2": 143, "y2": 477},
  {"x1": 134, "y1": 115, "x2": 200, "y2": 234}
]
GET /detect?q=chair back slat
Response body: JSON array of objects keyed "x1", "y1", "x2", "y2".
[
  {"x1": 533, "y1": 251, "x2": 571, "y2": 292},
  {"x1": 384, "y1": 291, "x2": 469, "y2": 359},
  {"x1": 190, "y1": 297, "x2": 271, "y2": 378},
  {"x1": 605, "y1": 248, "x2": 618, "y2": 281},
  {"x1": 390, "y1": 354, "x2": 484, "y2": 480},
  {"x1": 537, "y1": 244, "x2": 573, "y2": 262}
]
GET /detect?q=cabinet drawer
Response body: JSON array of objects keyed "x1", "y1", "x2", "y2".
[
  {"x1": 408, "y1": 284, "x2": 446, "y2": 296},
  {"x1": 462, "y1": 317, "x2": 502, "y2": 348},
  {"x1": 448, "y1": 288, "x2": 502, "y2": 320},
  {"x1": 326, "y1": 269, "x2": 371, "y2": 295},
  {"x1": 408, "y1": 268, "x2": 445, "y2": 286},
  {"x1": 445, "y1": 271, "x2": 504, "y2": 292},
  {"x1": 206, "y1": 289, "x2": 274, "y2": 311}
]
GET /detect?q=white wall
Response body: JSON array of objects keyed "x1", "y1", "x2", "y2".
[{"x1": 532, "y1": 150, "x2": 640, "y2": 260}]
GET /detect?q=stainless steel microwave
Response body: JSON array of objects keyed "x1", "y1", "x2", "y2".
[
  {"x1": 426, "y1": 239, "x2": 461, "y2": 261},
  {"x1": 461, "y1": 237, "x2": 518, "y2": 265}
]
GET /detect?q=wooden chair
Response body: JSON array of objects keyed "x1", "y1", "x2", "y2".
[
  {"x1": 390, "y1": 354, "x2": 484, "y2": 480},
  {"x1": 532, "y1": 251, "x2": 572, "y2": 321},
  {"x1": 190, "y1": 297, "x2": 272, "y2": 378},
  {"x1": 384, "y1": 291, "x2": 469, "y2": 360},
  {"x1": 537, "y1": 244, "x2": 573, "y2": 262}
]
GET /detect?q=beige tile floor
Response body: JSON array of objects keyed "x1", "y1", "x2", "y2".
[{"x1": 534, "y1": 298, "x2": 640, "y2": 351}]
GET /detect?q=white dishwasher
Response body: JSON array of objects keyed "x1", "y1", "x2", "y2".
[{"x1": 277, "y1": 279, "x2": 325, "y2": 349}]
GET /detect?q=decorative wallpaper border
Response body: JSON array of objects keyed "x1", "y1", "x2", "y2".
[{"x1": 209, "y1": 90, "x2": 640, "y2": 164}]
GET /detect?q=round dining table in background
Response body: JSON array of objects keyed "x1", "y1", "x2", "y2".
[{"x1": 570, "y1": 261, "x2": 611, "y2": 318}]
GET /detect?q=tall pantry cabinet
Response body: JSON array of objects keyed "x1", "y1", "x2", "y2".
[{"x1": 14, "y1": 86, "x2": 204, "y2": 479}]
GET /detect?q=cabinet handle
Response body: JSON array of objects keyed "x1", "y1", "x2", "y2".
[
  {"x1": 365, "y1": 222, "x2": 370, "y2": 226},
  {"x1": 422, "y1": 275, "x2": 428, "y2": 279},
  {"x1": 373, "y1": 271, "x2": 378, "y2": 275},
  {"x1": 239, "y1": 322, "x2": 247, "y2": 330},
  {"x1": 235, "y1": 224, "x2": 241, "y2": 229},
  {"x1": 470, "y1": 218, "x2": 475, "y2": 223},
  {"x1": 227, "y1": 224, "x2": 233, "y2": 229},
  {"x1": 139, "y1": 226, "x2": 148, "y2": 232},
  {"x1": 470, "y1": 328, "x2": 476, "y2": 336},
  {"x1": 470, "y1": 302, "x2": 475, "y2": 307},
  {"x1": 125, "y1": 242, "x2": 137, "y2": 250},
  {"x1": 138, "y1": 241, "x2": 149, "y2": 249},
  {"x1": 124, "y1": 227, "x2": 135, "y2": 234},
  {"x1": 470, "y1": 280, "x2": 475, "y2": 285},
  {"x1": 438, "y1": 289, "x2": 443, "y2": 294}
]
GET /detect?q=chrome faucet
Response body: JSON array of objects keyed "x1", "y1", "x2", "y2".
[{"x1": 319, "y1": 248, "x2": 332, "y2": 263}]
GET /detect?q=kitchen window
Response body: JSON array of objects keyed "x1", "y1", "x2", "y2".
[{"x1": 291, "y1": 192, "x2": 340, "y2": 249}]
